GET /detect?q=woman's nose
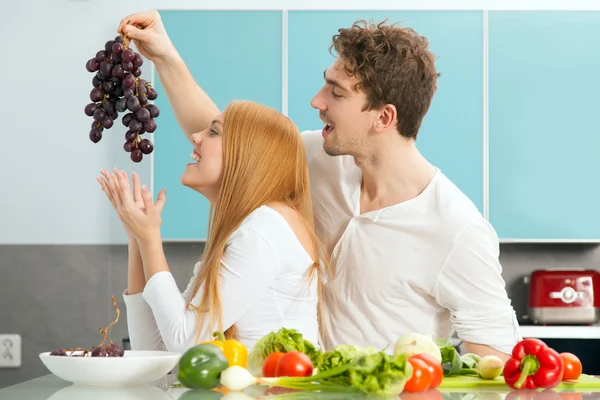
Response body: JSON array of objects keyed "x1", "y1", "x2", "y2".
[{"x1": 191, "y1": 132, "x2": 203, "y2": 145}]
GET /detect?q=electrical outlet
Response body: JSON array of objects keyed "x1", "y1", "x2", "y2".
[{"x1": 0, "y1": 334, "x2": 21, "y2": 368}]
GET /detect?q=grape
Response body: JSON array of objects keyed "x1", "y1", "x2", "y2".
[
  {"x1": 90, "y1": 88, "x2": 103, "y2": 102},
  {"x1": 144, "y1": 119, "x2": 157, "y2": 133},
  {"x1": 123, "y1": 74, "x2": 135, "y2": 88},
  {"x1": 125, "y1": 130, "x2": 137, "y2": 142},
  {"x1": 93, "y1": 108, "x2": 106, "y2": 122},
  {"x1": 91, "y1": 347, "x2": 107, "y2": 357},
  {"x1": 50, "y1": 349, "x2": 67, "y2": 356},
  {"x1": 115, "y1": 98, "x2": 127, "y2": 112},
  {"x1": 139, "y1": 139, "x2": 154, "y2": 155},
  {"x1": 107, "y1": 343, "x2": 125, "y2": 357},
  {"x1": 124, "y1": 141, "x2": 135, "y2": 153},
  {"x1": 102, "y1": 81, "x2": 114, "y2": 94},
  {"x1": 112, "y1": 42, "x2": 124, "y2": 55},
  {"x1": 95, "y1": 50, "x2": 107, "y2": 62},
  {"x1": 102, "y1": 101, "x2": 115, "y2": 114},
  {"x1": 121, "y1": 61, "x2": 133, "y2": 72},
  {"x1": 130, "y1": 148, "x2": 143, "y2": 163},
  {"x1": 100, "y1": 61, "x2": 112, "y2": 77},
  {"x1": 112, "y1": 64, "x2": 124, "y2": 78},
  {"x1": 102, "y1": 117, "x2": 114, "y2": 129},
  {"x1": 86, "y1": 35, "x2": 160, "y2": 156},
  {"x1": 122, "y1": 49, "x2": 134, "y2": 62},
  {"x1": 146, "y1": 104, "x2": 160, "y2": 118},
  {"x1": 122, "y1": 113, "x2": 134, "y2": 127},
  {"x1": 105, "y1": 40, "x2": 115, "y2": 53},
  {"x1": 147, "y1": 88, "x2": 158, "y2": 101},
  {"x1": 136, "y1": 107, "x2": 150, "y2": 122},
  {"x1": 89, "y1": 128, "x2": 102, "y2": 143},
  {"x1": 132, "y1": 53, "x2": 143, "y2": 68},
  {"x1": 86, "y1": 58, "x2": 99, "y2": 72},
  {"x1": 126, "y1": 97, "x2": 140, "y2": 112},
  {"x1": 84, "y1": 103, "x2": 97, "y2": 117},
  {"x1": 129, "y1": 118, "x2": 143, "y2": 133}
]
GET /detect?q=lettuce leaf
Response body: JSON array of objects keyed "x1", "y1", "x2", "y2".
[
  {"x1": 247, "y1": 328, "x2": 321, "y2": 376},
  {"x1": 318, "y1": 344, "x2": 378, "y2": 372}
]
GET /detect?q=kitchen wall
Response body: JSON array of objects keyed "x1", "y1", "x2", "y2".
[{"x1": 2, "y1": 0, "x2": 600, "y2": 389}]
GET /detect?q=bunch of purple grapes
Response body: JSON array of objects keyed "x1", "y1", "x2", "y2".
[
  {"x1": 50, "y1": 343, "x2": 124, "y2": 358},
  {"x1": 85, "y1": 34, "x2": 159, "y2": 163}
]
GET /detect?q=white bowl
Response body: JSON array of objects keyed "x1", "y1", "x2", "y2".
[{"x1": 39, "y1": 350, "x2": 182, "y2": 386}]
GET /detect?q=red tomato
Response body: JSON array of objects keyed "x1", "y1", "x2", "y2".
[
  {"x1": 275, "y1": 351, "x2": 314, "y2": 377},
  {"x1": 410, "y1": 354, "x2": 444, "y2": 389},
  {"x1": 560, "y1": 352, "x2": 582, "y2": 381},
  {"x1": 262, "y1": 352, "x2": 285, "y2": 377},
  {"x1": 404, "y1": 357, "x2": 433, "y2": 393}
]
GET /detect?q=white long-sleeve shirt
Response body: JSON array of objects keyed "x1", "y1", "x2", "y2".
[
  {"x1": 301, "y1": 130, "x2": 522, "y2": 355},
  {"x1": 122, "y1": 205, "x2": 319, "y2": 354}
]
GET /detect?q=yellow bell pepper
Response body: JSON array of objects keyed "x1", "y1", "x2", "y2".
[{"x1": 204, "y1": 331, "x2": 248, "y2": 368}]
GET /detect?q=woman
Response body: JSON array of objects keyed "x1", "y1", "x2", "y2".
[{"x1": 98, "y1": 100, "x2": 325, "y2": 356}]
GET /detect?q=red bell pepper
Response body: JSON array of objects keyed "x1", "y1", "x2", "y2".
[{"x1": 503, "y1": 338, "x2": 564, "y2": 390}]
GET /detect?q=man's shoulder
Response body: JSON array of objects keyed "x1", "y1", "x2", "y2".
[{"x1": 429, "y1": 171, "x2": 495, "y2": 239}]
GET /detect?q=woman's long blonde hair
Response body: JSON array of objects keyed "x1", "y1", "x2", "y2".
[{"x1": 186, "y1": 100, "x2": 328, "y2": 342}]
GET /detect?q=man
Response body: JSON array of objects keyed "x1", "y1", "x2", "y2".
[{"x1": 118, "y1": 10, "x2": 521, "y2": 361}]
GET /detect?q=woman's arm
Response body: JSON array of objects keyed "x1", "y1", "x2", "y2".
[
  {"x1": 138, "y1": 227, "x2": 281, "y2": 353},
  {"x1": 122, "y1": 239, "x2": 166, "y2": 351},
  {"x1": 127, "y1": 239, "x2": 146, "y2": 295}
]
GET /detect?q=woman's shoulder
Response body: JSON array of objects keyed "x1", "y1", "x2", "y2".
[{"x1": 232, "y1": 205, "x2": 315, "y2": 262}]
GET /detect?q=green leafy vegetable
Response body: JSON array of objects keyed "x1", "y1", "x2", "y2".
[
  {"x1": 435, "y1": 338, "x2": 462, "y2": 376},
  {"x1": 318, "y1": 344, "x2": 378, "y2": 372},
  {"x1": 460, "y1": 353, "x2": 481, "y2": 369},
  {"x1": 247, "y1": 328, "x2": 321, "y2": 375},
  {"x1": 253, "y1": 351, "x2": 413, "y2": 397}
]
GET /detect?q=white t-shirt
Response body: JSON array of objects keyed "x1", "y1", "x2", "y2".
[
  {"x1": 122, "y1": 205, "x2": 319, "y2": 354},
  {"x1": 302, "y1": 130, "x2": 522, "y2": 355}
]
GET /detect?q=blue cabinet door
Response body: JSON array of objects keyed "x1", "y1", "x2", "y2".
[
  {"x1": 288, "y1": 11, "x2": 484, "y2": 212},
  {"x1": 153, "y1": 10, "x2": 282, "y2": 240},
  {"x1": 489, "y1": 11, "x2": 600, "y2": 240}
]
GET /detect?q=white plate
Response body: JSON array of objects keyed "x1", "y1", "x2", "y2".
[{"x1": 39, "y1": 350, "x2": 182, "y2": 386}]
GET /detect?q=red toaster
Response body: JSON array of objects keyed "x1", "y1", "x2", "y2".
[{"x1": 528, "y1": 269, "x2": 600, "y2": 325}]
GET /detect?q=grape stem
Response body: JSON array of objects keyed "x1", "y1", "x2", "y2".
[{"x1": 97, "y1": 295, "x2": 120, "y2": 348}]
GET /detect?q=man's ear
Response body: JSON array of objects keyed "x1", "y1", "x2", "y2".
[{"x1": 373, "y1": 104, "x2": 397, "y2": 133}]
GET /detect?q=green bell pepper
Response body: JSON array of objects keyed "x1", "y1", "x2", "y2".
[{"x1": 177, "y1": 343, "x2": 229, "y2": 390}]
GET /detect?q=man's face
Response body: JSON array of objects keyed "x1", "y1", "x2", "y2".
[{"x1": 310, "y1": 57, "x2": 380, "y2": 157}]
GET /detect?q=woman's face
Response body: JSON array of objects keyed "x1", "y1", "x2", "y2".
[{"x1": 180, "y1": 112, "x2": 224, "y2": 201}]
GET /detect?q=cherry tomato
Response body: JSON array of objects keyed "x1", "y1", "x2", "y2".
[
  {"x1": 410, "y1": 354, "x2": 444, "y2": 389},
  {"x1": 559, "y1": 352, "x2": 582, "y2": 381},
  {"x1": 275, "y1": 351, "x2": 314, "y2": 377},
  {"x1": 404, "y1": 357, "x2": 433, "y2": 393},
  {"x1": 262, "y1": 352, "x2": 285, "y2": 377}
]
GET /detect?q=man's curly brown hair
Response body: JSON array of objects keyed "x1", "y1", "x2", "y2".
[{"x1": 330, "y1": 19, "x2": 440, "y2": 139}]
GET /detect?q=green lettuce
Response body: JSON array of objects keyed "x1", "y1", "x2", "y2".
[
  {"x1": 436, "y1": 338, "x2": 463, "y2": 376},
  {"x1": 348, "y1": 351, "x2": 413, "y2": 396},
  {"x1": 247, "y1": 328, "x2": 321, "y2": 376},
  {"x1": 318, "y1": 344, "x2": 378, "y2": 372}
]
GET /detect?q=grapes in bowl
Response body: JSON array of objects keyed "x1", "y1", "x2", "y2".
[{"x1": 39, "y1": 296, "x2": 181, "y2": 385}]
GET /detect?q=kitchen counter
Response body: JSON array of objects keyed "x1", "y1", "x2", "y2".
[{"x1": 2, "y1": 374, "x2": 600, "y2": 400}]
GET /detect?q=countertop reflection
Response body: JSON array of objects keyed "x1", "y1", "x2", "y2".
[{"x1": 1, "y1": 374, "x2": 599, "y2": 400}]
